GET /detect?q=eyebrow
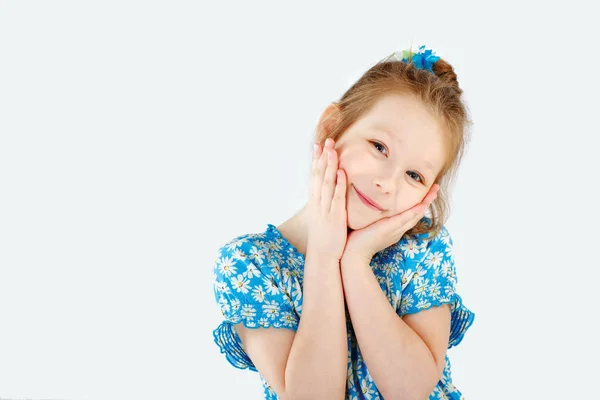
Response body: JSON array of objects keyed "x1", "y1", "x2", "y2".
[{"x1": 372, "y1": 126, "x2": 435, "y2": 171}]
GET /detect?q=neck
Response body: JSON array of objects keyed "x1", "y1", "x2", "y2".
[{"x1": 276, "y1": 203, "x2": 310, "y2": 257}]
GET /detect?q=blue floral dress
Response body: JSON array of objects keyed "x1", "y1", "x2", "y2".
[{"x1": 212, "y1": 217, "x2": 475, "y2": 399}]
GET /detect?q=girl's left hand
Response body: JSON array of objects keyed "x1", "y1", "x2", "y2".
[{"x1": 342, "y1": 184, "x2": 440, "y2": 263}]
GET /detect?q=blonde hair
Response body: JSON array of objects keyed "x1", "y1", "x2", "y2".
[{"x1": 320, "y1": 56, "x2": 472, "y2": 239}]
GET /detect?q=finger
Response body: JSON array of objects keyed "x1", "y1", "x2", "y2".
[
  {"x1": 309, "y1": 143, "x2": 321, "y2": 204},
  {"x1": 426, "y1": 184, "x2": 440, "y2": 203},
  {"x1": 310, "y1": 141, "x2": 328, "y2": 204},
  {"x1": 417, "y1": 186, "x2": 438, "y2": 211},
  {"x1": 311, "y1": 143, "x2": 321, "y2": 171},
  {"x1": 390, "y1": 204, "x2": 425, "y2": 235},
  {"x1": 331, "y1": 168, "x2": 346, "y2": 213},
  {"x1": 310, "y1": 143, "x2": 322, "y2": 183},
  {"x1": 420, "y1": 185, "x2": 437, "y2": 204},
  {"x1": 321, "y1": 144, "x2": 338, "y2": 210}
]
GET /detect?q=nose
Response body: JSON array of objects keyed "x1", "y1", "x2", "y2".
[{"x1": 374, "y1": 170, "x2": 403, "y2": 195}]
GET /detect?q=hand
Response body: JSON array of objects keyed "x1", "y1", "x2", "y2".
[
  {"x1": 306, "y1": 138, "x2": 348, "y2": 263},
  {"x1": 342, "y1": 184, "x2": 440, "y2": 263}
]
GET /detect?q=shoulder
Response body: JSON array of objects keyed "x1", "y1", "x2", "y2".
[
  {"x1": 213, "y1": 224, "x2": 295, "y2": 286},
  {"x1": 216, "y1": 226, "x2": 278, "y2": 263}
]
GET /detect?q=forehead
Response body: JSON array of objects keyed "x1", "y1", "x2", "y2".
[{"x1": 361, "y1": 93, "x2": 442, "y2": 134}]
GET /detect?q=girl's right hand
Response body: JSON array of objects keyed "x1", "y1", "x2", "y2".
[{"x1": 306, "y1": 138, "x2": 348, "y2": 263}]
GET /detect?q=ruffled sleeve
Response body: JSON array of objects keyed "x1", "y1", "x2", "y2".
[
  {"x1": 398, "y1": 226, "x2": 475, "y2": 349},
  {"x1": 212, "y1": 237, "x2": 300, "y2": 371}
]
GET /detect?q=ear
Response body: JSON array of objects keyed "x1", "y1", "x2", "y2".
[{"x1": 315, "y1": 103, "x2": 341, "y2": 144}]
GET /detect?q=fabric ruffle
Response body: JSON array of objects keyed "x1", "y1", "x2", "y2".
[{"x1": 213, "y1": 321, "x2": 257, "y2": 371}]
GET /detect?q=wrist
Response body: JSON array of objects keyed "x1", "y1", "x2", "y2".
[
  {"x1": 340, "y1": 250, "x2": 373, "y2": 266},
  {"x1": 305, "y1": 250, "x2": 341, "y2": 267}
]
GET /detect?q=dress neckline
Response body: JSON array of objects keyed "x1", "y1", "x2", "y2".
[{"x1": 266, "y1": 223, "x2": 306, "y2": 263}]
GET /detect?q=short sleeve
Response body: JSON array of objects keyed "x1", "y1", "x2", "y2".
[
  {"x1": 212, "y1": 238, "x2": 300, "y2": 371},
  {"x1": 399, "y1": 226, "x2": 475, "y2": 349}
]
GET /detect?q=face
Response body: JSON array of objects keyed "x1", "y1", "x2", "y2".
[{"x1": 330, "y1": 93, "x2": 447, "y2": 230}]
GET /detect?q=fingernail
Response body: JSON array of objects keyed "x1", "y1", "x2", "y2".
[{"x1": 313, "y1": 144, "x2": 319, "y2": 154}]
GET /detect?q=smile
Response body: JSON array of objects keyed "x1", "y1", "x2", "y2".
[{"x1": 353, "y1": 185, "x2": 384, "y2": 211}]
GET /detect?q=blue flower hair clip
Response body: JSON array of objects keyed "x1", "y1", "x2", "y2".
[{"x1": 383, "y1": 45, "x2": 440, "y2": 73}]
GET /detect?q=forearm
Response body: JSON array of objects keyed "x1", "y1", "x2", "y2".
[
  {"x1": 341, "y1": 256, "x2": 439, "y2": 400},
  {"x1": 284, "y1": 253, "x2": 347, "y2": 399}
]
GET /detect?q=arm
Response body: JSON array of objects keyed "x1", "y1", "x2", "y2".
[
  {"x1": 340, "y1": 255, "x2": 450, "y2": 400},
  {"x1": 235, "y1": 253, "x2": 347, "y2": 400}
]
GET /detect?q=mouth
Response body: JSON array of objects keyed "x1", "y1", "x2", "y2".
[{"x1": 353, "y1": 185, "x2": 384, "y2": 211}]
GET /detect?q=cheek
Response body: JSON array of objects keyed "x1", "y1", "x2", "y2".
[{"x1": 337, "y1": 150, "x2": 363, "y2": 177}]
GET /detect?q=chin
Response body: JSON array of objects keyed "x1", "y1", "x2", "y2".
[{"x1": 346, "y1": 203, "x2": 378, "y2": 230}]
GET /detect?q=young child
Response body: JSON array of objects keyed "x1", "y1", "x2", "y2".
[{"x1": 212, "y1": 45, "x2": 475, "y2": 400}]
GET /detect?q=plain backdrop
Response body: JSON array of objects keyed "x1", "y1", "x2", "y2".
[{"x1": 1, "y1": 1, "x2": 599, "y2": 399}]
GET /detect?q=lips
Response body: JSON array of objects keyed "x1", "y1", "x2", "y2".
[{"x1": 353, "y1": 185, "x2": 384, "y2": 211}]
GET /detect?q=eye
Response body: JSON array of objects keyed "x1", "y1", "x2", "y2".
[
  {"x1": 370, "y1": 141, "x2": 388, "y2": 156},
  {"x1": 407, "y1": 171, "x2": 423, "y2": 183}
]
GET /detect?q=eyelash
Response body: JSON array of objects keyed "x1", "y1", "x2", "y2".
[{"x1": 370, "y1": 141, "x2": 424, "y2": 184}]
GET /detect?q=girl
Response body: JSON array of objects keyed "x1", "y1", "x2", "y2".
[{"x1": 212, "y1": 45, "x2": 475, "y2": 400}]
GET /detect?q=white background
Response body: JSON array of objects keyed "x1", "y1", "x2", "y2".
[{"x1": 1, "y1": 1, "x2": 599, "y2": 399}]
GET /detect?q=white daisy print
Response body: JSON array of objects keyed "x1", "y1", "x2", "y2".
[
  {"x1": 273, "y1": 251, "x2": 284, "y2": 264},
  {"x1": 401, "y1": 268, "x2": 413, "y2": 289},
  {"x1": 401, "y1": 293, "x2": 414, "y2": 313},
  {"x1": 346, "y1": 364, "x2": 355, "y2": 389},
  {"x1": 280, "y1": 311, "x2": 296, "y2": 327},
  {"x1": 424, "y1": 250, "x2": 444, "y2": 269},
  {"x1": 393, "y1": 250, "x2": 405, "y2": 263},
  {"x1": 416, "y1": 298, "x2": 431, "y2": 309},
  {"x1": 287, "y1": 254, "x2": 301, "y2": 268},
  {"x1": 262, "y1": 300, "x2": 280, "y2": 320},
  {"x1": 441, "y1": 260, "x2": 452, "y2": 277},
  {"x1": 225, "y1": 237, "x2": 247, "y2": 251},
  {"x1": 444, "y1": 243, "x2": 454, "y2": 261},
  {"x1": 269, "y1": 259, "x2": 281, "y2": 275},
  {"x1": 252, "y1": 285, "x2": 266, "y2": 303},
  {"x1": 240, "y1": 304, "x2": 257, "y2": 320},
  {"x1": 245, "y1": 262, "x2": 261, "y2": 279},
  {"x1": 439, "y1": 229, "x2": 451, "y2": 245},
  {"x1": 218, "y1": 296, "x2": 229, "y2": 314},
  {"x1": 291, "y1": 282, "x2": 302, "y2": 302},
  {"x1": 401, "y1": 239, "x2": 421, "y2": 258},
  {"x1": 263, "y1": 276, "x2": 280, "y2": 295},
  {"x1": 268, "y1": 240, "x2": 283, "y2": 252},
  {"x1": 231, "y1": 248, "x2": 247, "y2": 261},
  {"x1": 249, "y1": 246, "x2": 265, "y2": 264},
  {"x1": 414, "y1": 264, "x2": 427, "y2": 279},
  {"x1": 444, "y1": 282, "x2": 456, "y2": 298},
  {"x1": 360, "y1": 378, "x2": 375, "y2": 399},
  {"x1": 214, "y1": 280, "x2": 231, "y2": 295},
  {"x1": 414, "y1": 277, "x2": 429, "y2": 298},
  {"x1": 229, "y1": 298, "x2": 240, "y2": 312},
  {"x1": 217, "y1": 256, "x2": 237, "y2": 277},
  {"x1": 383, "y1": 262, "x2": 395, "y2": 277},
  {"x1": 230, "y1": 274, "x2": 250, "y2": 294},
  {"x1": 429, "y1": 280, "x2": 441, "y2": 300}
]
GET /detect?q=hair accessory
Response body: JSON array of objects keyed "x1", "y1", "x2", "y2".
[{"x1": 383, "y1": 45, "x2": 440, "y2": 73}]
